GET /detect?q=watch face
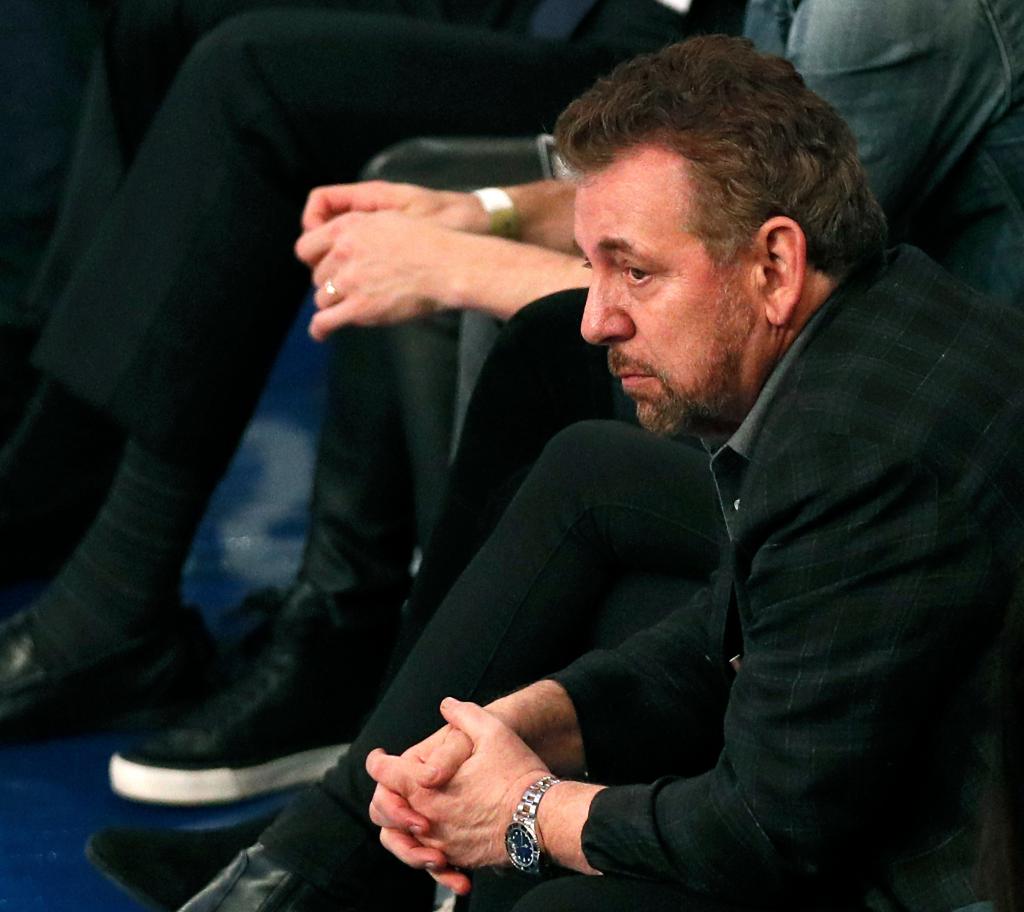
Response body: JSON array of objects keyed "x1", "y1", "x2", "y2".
[{"x1": 505, "y1": 822, "x2": 540, "y2": 872}]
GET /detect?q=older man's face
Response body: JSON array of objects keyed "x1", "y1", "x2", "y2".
[{"x1": 576, "y1": 145, "x2": 759, "y2": 437}]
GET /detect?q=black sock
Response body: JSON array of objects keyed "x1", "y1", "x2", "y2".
[
  {"x1": 0, "y1": 325, "x2": 39, "y2": 444},
  {"x1": 30, "y1": 438, "x2": 217, "y2": 667},
  {"x1": 0, "y1": 379, "x2": 122, "y2": 517}
]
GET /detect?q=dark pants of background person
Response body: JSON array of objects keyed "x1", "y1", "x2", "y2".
[
  {"x1": 0, "y1": 0, "x2": 99, "y2": 436},
  {"x1": 0, "y1": 0, "x2": 98, "y2": 324},
  {"x1": 253, "y1": 290, "x2": 766, "y2": 911},
  {"x1": 22, "y1": 0, "x2": 738, "y2": 475},
  {"x1": 299, "y1": 315, "x2": 459, "y2": 613}
]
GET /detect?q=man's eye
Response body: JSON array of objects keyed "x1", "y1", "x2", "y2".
[
  {"x1": 581, "y1": 259, "x2": 593, "y2": 270},
  {"x1": 626, "y1": 267, "x2": 649, "y2": 282}
]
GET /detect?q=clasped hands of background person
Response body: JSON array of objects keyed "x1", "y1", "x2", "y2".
[
  {"x1": 365, "y1": 697, "x2": 552, "y2": 896},
  {"x1": 294, "y1": 181, "x2": 487, "y2": 337}
]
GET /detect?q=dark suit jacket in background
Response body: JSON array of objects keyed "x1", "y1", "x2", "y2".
[{"x1": 554, "y1": 246, "x2": 1024, "y2": 910}]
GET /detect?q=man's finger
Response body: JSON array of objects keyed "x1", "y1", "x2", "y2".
[
  {"x1": 365, "y1": 748, "x2": 419, "y2": 797},
  {"x1": 311, "y1": 276, "x2": 349, "y2": 314},
  {"x1": 308, "y1": 297, "x2": 368, "y2": 340},
  {"x1": 427, "y1": 865, "x2": 473, "y2": 896},
  {"x1": 311, "y1": 246, "x2": 350, "y2": 289},
  {"x1": 369, "y1": 783, "x2": 430, "y2": 833},
  {"x1": 415, "y1": 726, "x2": 474, "y2": 788},
  {"x1": 300, "y1": 189, "x2": 330, "y2": 231},
  {"x1": 438, "y1": 698, "x2": 500, "y2": 743},
  {"x1": 379, "y1": 827, "x2": 447, "y2": 871},
  {"x1": 302, "y1": 184, "x2": 357, "y2": 230},
  {"x1": 294, "y1": 220, "x2": 337, "y2": 266}
]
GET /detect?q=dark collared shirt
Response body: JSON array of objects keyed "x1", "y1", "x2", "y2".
[{"x1": 709, "y1": 297, "x2": 832, "y2": 542}]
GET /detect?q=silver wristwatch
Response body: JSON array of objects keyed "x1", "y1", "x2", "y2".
[{"x1": 504, "y1": 774, "x2": 561, "y2": 874}]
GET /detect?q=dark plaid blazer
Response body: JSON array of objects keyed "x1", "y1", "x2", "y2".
[{"x1": 555, "y1": 246, "x2": 1024, "y2": 910}]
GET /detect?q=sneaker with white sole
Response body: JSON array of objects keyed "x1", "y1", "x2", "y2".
[{"x1": 110, "y1": 582, "x2": 399, "y2": 805}]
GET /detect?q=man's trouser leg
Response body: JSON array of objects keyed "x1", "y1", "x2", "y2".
[
  {"x1": 30, "y1": 7, "x2": 651, "y2": 468},
  {"x1": 261, "y1": 294, "x2": 720, "y2": 898},
  {"x1": 20, "y1": 0, "x2": 445, "y2": 330},
  {"x1": 298, "y1": 316, "x2": 459, "y2": 619},
  {"x1": 263, "y1": 418, "x2": 718, "y2": 897}
]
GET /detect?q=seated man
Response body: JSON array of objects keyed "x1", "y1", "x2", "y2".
[{"x1": 153, "y1": 34, "x2": 1020, "y2": 912}]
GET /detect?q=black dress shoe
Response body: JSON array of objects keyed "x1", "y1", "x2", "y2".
[
  {"x1": 179, "y1": 840, "x2": 435, "y2": 912},
  {"x1": 0, "y1": 607, "x2": 212, "y2": 741},
  {"x1": 178, "y1": 844, "x2": 346, "y2": 912},
  {"x1": 85, "y1": 818, "x2": 434, "y2": 912},
  {"x1": 86, "y1": 815, "x2": 274, "y2": 912},
  {"x1": 109, "y1": 583, "x2": 398, "y2": 805}
]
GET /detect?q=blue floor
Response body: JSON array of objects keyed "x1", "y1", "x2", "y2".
[{"x1": 0, "y1": 300, "x2": 328, "y2": 911}]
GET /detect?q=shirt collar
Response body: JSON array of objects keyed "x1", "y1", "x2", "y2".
[{"x1": 706, "y1": 293, "x2": 834, "y2": 461}]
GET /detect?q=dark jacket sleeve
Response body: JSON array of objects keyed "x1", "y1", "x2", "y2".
[{"x1": 554, "y1": 434, "x2": 1001, "y2": 901}]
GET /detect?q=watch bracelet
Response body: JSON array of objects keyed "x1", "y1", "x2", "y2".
[{"x1": 512, "y1": 774, "x2": 562, "y2": 826}]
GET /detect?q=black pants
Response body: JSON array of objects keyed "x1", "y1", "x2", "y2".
[
  {"x1": 269, "y1": 418, "x2": 720, "y2": 907},
  {"x1": 299, "y1": 316, "x2": 458, "y2": 603},
  {"x1": 261, "y1": 291, "x2": 724, "y2": 908},
  {"x1": 0, "y1": 0, "x2": 98, "y2": 322},
  {"x1": 24, "y1": 0, "x2": 695, "y2": 472},
  {"x1": 486, "y1": 874, "x2": 776, "y2": 912}
]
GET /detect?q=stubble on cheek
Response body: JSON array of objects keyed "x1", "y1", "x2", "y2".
[
  {"x1": 606, "y1": 348, "x2": 686, "y2": 435},
  {"x1": 605, "y1": 290, "x2": 751, "y2": 437}
]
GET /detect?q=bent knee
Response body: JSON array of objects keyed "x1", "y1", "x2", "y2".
[
  {"x1": 171, "y1": 10, "x2": 288, "y2": 113},
  {"x1": 534, "y1": 420, "x2": 645, "y2": 495}
]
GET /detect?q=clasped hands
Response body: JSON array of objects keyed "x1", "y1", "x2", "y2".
[
  {"x1": 365, "y1": 697, "x2": 551, "y2": 896},
  {"x1": 294, "y1": 181, "x2": 488, "y2": 338}
]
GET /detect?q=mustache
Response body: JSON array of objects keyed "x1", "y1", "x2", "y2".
[{"x1": 607, "y1": 349, "x2": 663, "y2": 380}]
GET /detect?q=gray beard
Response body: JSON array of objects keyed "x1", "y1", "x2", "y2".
[
  {"x1": 630, "y1": 343, "x2": 744, "y2": 437},
  {"x1": 609, "y1": 280, "x2": 752, "y2": 438}
]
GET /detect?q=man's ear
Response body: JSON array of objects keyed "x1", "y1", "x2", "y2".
[{"x1": 749, "y1": 217, "x2": 807, "y2": 327}]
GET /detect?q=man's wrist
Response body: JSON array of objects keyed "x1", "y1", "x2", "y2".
[
  {"x1": 472, "y1": 187, "x2": 521, "y2": 240},
  {"x1": 533, "y1": 780, "x2": 605, "y2": 875},
  {"x1": 504, "y1": 771, "x2": 560, "y2": 873},
  {"x1": 504, "y1": 769, "x2": 553, "y2": 837},
  {"x1": 487, "y1": 682, "x2": 586, "y2": 776}
]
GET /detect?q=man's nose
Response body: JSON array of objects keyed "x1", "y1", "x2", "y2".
[{"x1": 581, "y1": 286, "x2": 634, "y2": 345}]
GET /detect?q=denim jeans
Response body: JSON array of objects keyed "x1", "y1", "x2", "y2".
[{"x1": 744, "y1": 0, "x2": 1024, "y2": 301}]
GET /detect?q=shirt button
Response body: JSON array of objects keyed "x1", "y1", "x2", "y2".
[{"x1": 733, "y1": 498, "x2": 741, "y2": 511}]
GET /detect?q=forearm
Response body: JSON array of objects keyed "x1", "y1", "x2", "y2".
[
  {"x1": 504, "y1": 180, "x2": 577, "y2": 252},
  {"x1": 435, "y1": 233, "x2": 588, "y2": 321},
  {"x1": 486, "y1": 679, "x2": 587, "y2": 777}
]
